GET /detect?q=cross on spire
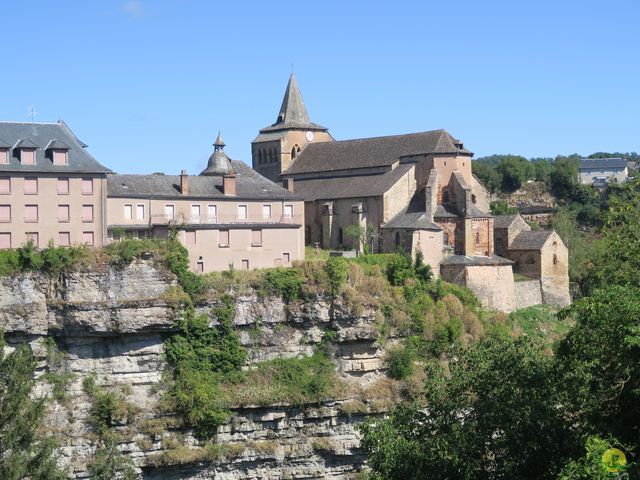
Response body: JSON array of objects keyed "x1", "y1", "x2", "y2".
[{"x1": 28, "y1": 106, "x2": 37, "y2": 123}]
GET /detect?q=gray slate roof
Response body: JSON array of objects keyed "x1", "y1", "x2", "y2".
[
  {"x1": 284, "y1": 129, "x2": 471, "y2": 175},
  {"x1": 509, "y1": 230, "x2": 554, "y2": 250},
  {"x1": 579, "y1": 158, "x2": 627, "y2": 170},
  {"x1": 108, "y1": 160, "x2": 302, "y2": 200},
  {"x1": 289, "y1": 163, "x2": 414, "y2": 201},
  {"x1": 0, "y1": 121, "x2": 110, "y2": 174},
  {"x1": 259, "y1": 74, "x2": 327, "y2": 133},
  {"x1": 382, "y1": 211, "x2": 442, "y2": 231},
  {"x1": 493, "y1": 214, "x2": 520, "y2": 229},
  {"x1": 441, "y1": 254, "x2": 514, "y2": 266}
]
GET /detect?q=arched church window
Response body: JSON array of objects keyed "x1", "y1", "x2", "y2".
[
  {"x1": 553, "y1": 254, "x2": 558, "y2": 265},
  {"x1": 443, "y1": 232, "x2": 449, "y2": 245},
  {"x1": 291, "y1": 146, "x2": 297, "y2": 159},
  {"x1": 471, "y1": 194, "x2": 477, "y2": 204},
  {"x1": 475, "y1": 232, "x2": 480, "y2": 244},
  {"x1": 395, "y1": 231, "x2": 401, "y2": 247}
]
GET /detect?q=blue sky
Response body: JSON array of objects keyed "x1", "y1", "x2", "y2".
[{"x1": 3, "y1": 1, "x2": 639, "y2": 174}]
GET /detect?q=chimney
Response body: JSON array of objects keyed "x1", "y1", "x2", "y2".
[
  {"x1": 282, "y1": 177, "x2": 294, "y2": 192},
  {"x1": 180, "y1": 169, "x2": 189, "y2": 195},
  {"x1": 223, "y1": 171, "x2": 236, "y2": 196}
]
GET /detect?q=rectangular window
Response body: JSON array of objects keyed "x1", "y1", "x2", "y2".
[
  {"x1": 219, "y1": 229, "x2": 229, "y2": 247},
  {"x1": 124, "y1": 204, "x2": 133, "y2": 220},
  {"x1": 0, "y1": 206, "x2": 10, "y2": 223},
  {"x1": 82, "y1": 178, "x2": 93, "y2": 194},
  {"x1": 52, "y1": 150, "x2": 68, "y2": 165},
  {"x1": 283, "y1": 252, "x2": 291, "y2": 264},
  {"x1": 0, "y1": 233, "x2": 10, "y2": 249},
  {"x1": 196, "y1": 261, "x2": 204, "y2": 273},
  {"x1": 21, "y1": 150, "x2": 36, "y2": 165},
  {"x1": 241, "y1": 259, "x2": 249, "y2": 270},
  {"x1": 24, "y1": 178, "x2": 38, "y2": 194},
  {"x1": 191, "y1": 205, "x2": 201, "y2": 222},
  {"x1": 164, "y1": 204, "x2": 175, "y2": 220},
  {"x1": 82, "y1": 231, "x2": 94, "y2": 246},
  {"x1": 58, "y1": 232, "x2": 70, "y2": 247},
  {"x1": 284, "y1": 204, "x2": 293, "y2": 218},
  {"x1": 0, "y1": 178, "x2": 9, "y2": 194},
  {"x1": 251, "y1": 229, "x2": 262, "y2": 246},
  {"x1": 262, "y1": 204, "x2": 272, "y2": 219},
  {"x1": 58, "y1": 205, "x2": 70, "y2": 223},
  {"x1": 207, "y1": 205, "x2": 217, "y2": 221},
  {"x1": 24, "y1": 205, "x2": 38, "y2": 223},
  {"x1": 57, "y1": 178, "x2": 69, "y2": 194},
  {"x1": 0, "y1": 150, "x2": 8, "y2": 164},
  {"x1": 26, "y1": 232, "x2": 39, "y2": 247},
  {"x1": 136, "y1": 204, "x2": 145, "y2": 220},
  {"x1": 237, "y1": 204, "x2": 247, "y2": 220},
  {"x1": 185, "y1": 230, "x2": 196, "y2": 245},
  {"x1": 82, "y1": 205, "x2": 94, "y2": 222}
]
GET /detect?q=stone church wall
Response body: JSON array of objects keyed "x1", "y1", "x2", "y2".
[
  {"x1": 440, "y1": 264, "x2": 516, "y2": 312},
  {"x1": 514, "y1": 280, "x2": 543, "y2": 309}
]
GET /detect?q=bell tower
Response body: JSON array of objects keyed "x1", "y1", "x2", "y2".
[{"x1": 252, "y1": 73, "x2": 332, "y2": 183}]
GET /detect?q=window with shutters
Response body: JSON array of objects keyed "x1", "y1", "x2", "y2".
[
  {"x1": 58, "y1": 178, "x2": 69, "y2": 194},
  {"x1": 58, "y1": 205, "x2": 70, "y2": 223},
  {"x1": 82, "y1": 205, "x2": 94, "y2": 222},
  {"x1": 219, "y1": 229, "x2": 229, "y2": 247},
  {"x1": 284, "y1": 204, "x2": 293, "y2": 218},
  {"x1": 262, "y1": 204, "x2": 272, "y2": 219},
  {"x1": 191, "y1": 205, "x2": 201, "y2": 222},
  {"x1": 0, "y1": 178, "x2": 9, "y2": 194},
  {"x1": 58, "y1": 232, "x2": 70, "y2": 247},
  {"x1": 26, "y1": 232, "x2": 39, "y2": 247},
  {"x1": 237, "y1": 205, "x2": 247, "y2": 220},
  {"x1": 82, "y1": 178, "x2": 93, "y2": 195},
  {"x1": 124, "y1": 204, "x2": 133, "y2": 220},
  {"x1": 0, "y1": 233, "x2": 10, "y2": 249},
  {"x1": 251, "y1": 229, "x2": 262, "y2": 246},
  {"x1": 52, "y1": 150, "x2": 68, "y2": 165},
  {"x1": 136, "y1": 204, "x2": 145, "y2": 220},
  {"x1": 25, "y1": 205, "x2": 38, "y2": 222},
  {"x1": 164, "y1": 204, "x2": 175, "y2": 220},
  {"x1": 0, "y1": 150, "x2": 7, "y2": 164},
  {"x1": 0, "y1": 205, "x2": 10, "y2": 223},
  {"x1": 207, "y1": 205, "x2": 217, "y2": 221},
  {"x1": 82, "y1": 231, "x2": 94, "y2": 246},
  {"x1": 21, "y1": 149, "x2": 36, "y2": 165},
  {"x1": 196, "y1": 261, "x2": 204, "y2": 273},
  {"x1": 24, "y1": 178, "x2": 38, "y2": 194}
]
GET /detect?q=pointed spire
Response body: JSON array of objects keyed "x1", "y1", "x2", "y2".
[
  {"x1": 213, "y1": 131, "x2": 225, "y2": 150},
  {"x1": 276, "y1": 73, "x2": 311, "y2": 126}
]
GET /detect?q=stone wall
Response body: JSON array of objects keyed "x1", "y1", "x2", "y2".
[
  {"x1": 440, "y1": 264, "x2": 516, "y2": 312},
  {"x1": 514, "y1": 280, "x2": 543, "y2": 309},
  {"x1": 0, "y1": 259, "x2": 392, "y2": 479}
]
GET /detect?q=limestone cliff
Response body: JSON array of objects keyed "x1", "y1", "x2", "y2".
[{"x1": 1, "y1": 259, "x2": 395, "y2": 479}]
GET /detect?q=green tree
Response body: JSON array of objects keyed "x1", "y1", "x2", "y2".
[
  {"x1": 0, "y1": 338, "x2": 67, "y2": 479},
  {"x1": 495, "y1": 155, "x2": 529, "y2": 192},
  {"x1": 555, "y1": 285, "x2": 640, "y2": 455},
  {"x1": 88, "y1": 438, "x2": 135, "y2": 480},
  {"x1": 361, "y1": 337, "x2": 574, "y2": 480},
  {"x1": 471, "y1": 161, "x2": 502, "y2": 193}
]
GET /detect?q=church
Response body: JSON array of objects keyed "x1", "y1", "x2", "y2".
[{"x1": 252, "y1": 74, "x2": 570, "y2": 311}]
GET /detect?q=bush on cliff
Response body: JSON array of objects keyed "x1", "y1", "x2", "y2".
[
  {"x1": 165, "y1": 296, "x2": 245, "y2": 438},
  {"x1": 0, "y1": 335, "x2": 67, "y2": 479}
]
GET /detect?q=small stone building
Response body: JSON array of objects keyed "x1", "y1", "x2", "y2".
[{"x1": 493, "y1": 214, "x2": 570, "y2": 306}]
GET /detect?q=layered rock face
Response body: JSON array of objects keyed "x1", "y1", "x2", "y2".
[{"x1": 1, "y1": 260, "x2": 389, "y2": 479}]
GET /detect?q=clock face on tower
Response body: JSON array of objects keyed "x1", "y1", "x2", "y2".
[{"x1": 305, "y1": 131, "x2": 314, "y2": 142}]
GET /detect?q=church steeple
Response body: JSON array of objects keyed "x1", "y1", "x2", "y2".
[
  {"x1": 275, "y1": 73, "x2": 310, "y2": 127},
  {"x1": 258, "y1": 74, "x2": 327, "y2": 133}
]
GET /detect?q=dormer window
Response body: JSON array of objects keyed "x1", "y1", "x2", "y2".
[
  {"x1": 0, "y1": 149, "x2": 8, "y2": 165},
  {"x1": 20, "y1": 149, "x2": 36, "y2": 165},
  {"x1": 46, "y1": 140, "x2": 70, "y2": 166},
  {"x1": 52, "y1": 149, "x2": 68, "y2": 165},
  {"x1": 14, "y1": 139, "x2": 38, "y2": 165}
]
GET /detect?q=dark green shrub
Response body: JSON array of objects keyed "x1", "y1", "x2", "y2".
[
  {"x1": 165, "y1": 297, "x2": 246, "y2": 438},
  {"x1": 325, "y1": 256, "x2": 348, "y2": 297},
  {"x1": 264, "y1": 268, "x2": 304, "y2": 302},
  {"x1": 386, "y1": 251, "x2": 414, "y2": 286},
  {"x1": 387, "y1": 345, "x2": 415, "y2": 380},
  {"x1": 414, "y1": 251, "x2": 433, "y2": 283}
]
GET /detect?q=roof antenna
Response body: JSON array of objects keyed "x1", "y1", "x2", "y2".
[{"x1": 28, "y1": 106, "x2": 37, "y2": 123}]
